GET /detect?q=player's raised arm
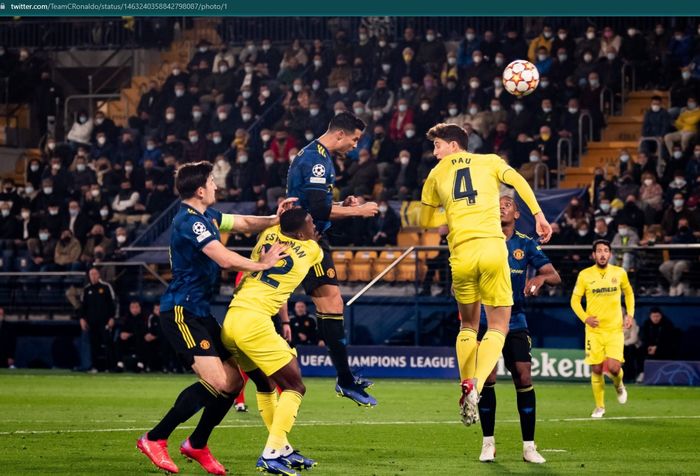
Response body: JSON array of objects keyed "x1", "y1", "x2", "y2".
[
  {"x1": 202, "y1": 240, "x2": 288, "y2": 272},
  {"x1": 329, "y1": 199, "x2": 379, "y2": 219},
  {"x1": 499, "y1": 167, "x2": 552, "y2": 243},
  {"x1": 525, "y1": 263, "x2": 561, "y2": 296}
]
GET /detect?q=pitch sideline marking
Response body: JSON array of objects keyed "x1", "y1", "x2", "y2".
[{"x1": 1, "y1": 415, "x2": 700, "y2": 436}]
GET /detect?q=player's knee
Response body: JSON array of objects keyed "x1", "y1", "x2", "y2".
[
  {"x1": 513, "y1": 374, "x2": 532, "y2": 388},
  {"x1": 285, "y1": 380, "x2": 306, "y2": 396},
  {"x1": 608, "y1": 361, "x2": 622, "y2": 374}
]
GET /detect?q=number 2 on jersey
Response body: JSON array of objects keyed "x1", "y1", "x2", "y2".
[
  {"x1": 452, "y1": 167, "x2": 478, "y2": 204},
  {"x1": 251, "y1": 243, "x2": 293, "y2": 288}
]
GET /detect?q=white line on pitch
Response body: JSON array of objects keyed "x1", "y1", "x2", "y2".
[{"x1": 1, "y1": 415, "x2": 700, "y2": 436}]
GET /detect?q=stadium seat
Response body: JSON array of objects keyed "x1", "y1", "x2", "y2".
[
  {"x1": 348, "y1": 251, "x2": 377, "y2": 282},
  {"x1": 332, "y1": 251, "x2": 352, "y2": 282},
  {"x1": 398, "y1": 231, "x2": 420, "y2": 248},
  {"x1": 396, "y1": 251, "x2": 427, "y2": 283},
  {"x1": 374, "y1": 251, "x2": 400, "y2": 282},
  {"x1": 420, "y1": 231, "x2": 441, "y2": 260}
]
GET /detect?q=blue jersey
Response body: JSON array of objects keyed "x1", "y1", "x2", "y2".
[
  {"x1": 480, "y1": 230, "x2": 551, "y2": 331},
  {"x1": 286, "y1": 140, "x2": 335, "y2": 233},
  {"x1": 160, "y1": 204, "x2": 223, "y2": 317}
]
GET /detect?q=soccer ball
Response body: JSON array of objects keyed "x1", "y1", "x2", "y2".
[{"x1": 502, "y1": 60, "x2": 540, "y2": 97}]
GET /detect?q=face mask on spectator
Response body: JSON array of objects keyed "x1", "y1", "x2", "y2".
[
  {"x1": 673, "y1": 151, "x2": 683, "y2": 159},
  {"x1": 607, "y1": 53, "x2": 616, "y2": 61},
  {"x1": 398, "y1": 104, "x2": 408, "y2": 112},
  {"x1": 514, "y1": 104, "x2": 524, "y2": 113},
  {"x1": 529, "y1": 155, "x2": 539, "y2": 163},
  {"x1": 372, "y1": 110, "x2": 383, "y2": 120},
  {"x1": 426, "y1": 34, "x2": 435, "y2": 42},
  {"x1": 495, "y1": 57, "x2": 504, "y2": 67},
  {"x1": 681, "y1": 71, "x2": 691, "y2": 80},
  {"x1": 618, "y1": 226, "x2": 629, "y2": 236},
  {"x1": 52, "y1": 163, "x2": 61, "y2": 171},
  {"x1": 238, "y1": 155, "x2": 248, "y2": 164},
  {"x1": 44, "y1": 187, "x2": 53, "y2": 195},
  {"x1": 472, "y1": 55, "x2": 482, "y2": 64},
  {"x1": 470, "y1": 80, "x2": 480, "y2": 89},
  {"x1": 261, "y1": 134, "x2": 271, "y2": 142},
  {"x1": 69, "y1": 207, "x2": 79, "y2": 217},
  {"x1": 219, "y1": 66, "x2": 228, "y2": 74},
  {"x1": 25, "y1": 185, "x2": 34, "y2": 195},
  {"x1": 568, "y1": 107, "x2": 579, "y2": 114},
  {"x1": 264, "y1": 156, "x2": 274, "y2": 166},
  {"x1": 469, "y1": 107, "x2": 478, "y2": 115},
  {"x1": 1, "y1": 209, "x2": 9, "y2": 217},
  {"x1": 338, "y1": 86, "x2": 348, "y2": 94},
  {"x1": 400, "y1": 156, "x2": 410, "y2": 165},
  {"x1": 97, "y1": 136, "x2": 106, "y2": 145},
  {"x1": 242, "y1": 113, "x2": 252, "y2": 121},
  {"x1": 293, "y1": 84, "x2": 302, "y2": 93},
  {"x1": 48, "y1": 208, "x2": 59, "y2": 216},
  {"x1": 261, "y1": 89, "x2": 271, "y2": 98},
  {"x1": 688, "y1": 101, "x2": 698, "y2": 109},
  {"x1": 583, "y1": 53, "x2": 593, "y2": 62},
  {"x1": 125, "y1": 165, "x2": 134, "y2": 173},
  {"x1": 305, "y1": 132, "x2": 314, "y2": 141},
  {"x1": 600, "y1": 203, "x2": 611, "y2": 212},
  {"x1": 166, "y1": 113, "x2": 175, "y2": 121},
  {"x1": 31, "y1": 164, "x2": 40, "y2": 172},
  {"x1": 378, "y1": 205, "x2": 388, "y2": 213},
  {"x1": 262, "y1": 43, "x2": 270, "y2": 51},
  {"x1": 537, "y1": 54, "x2": 547, "y2": 62},
  {"x1": 90, "y1": 189, "x2": 100, "y2": 197},
  {"x1": 309, "y1": 108, "x2": 320, "y2": 116},
  {"x1": 378, "y1": 40, "x2": 387, "y2": 48},
  {"x1": 448, "y1": 107, "x2": 458, "y2": 116},
  {"x1": 100, "y1": 209, "x2": 109, "y2": 218},
  {"x1": 420, "y1": 103, "x2": 430, "y2": 112},
  {"x1": 21, "y1": 211, "x2": 30, "y2": 220},
  {"x1": 447, "y1": 57, "x2": 456, "y2": 65},
  {"x1": 650, "y1": 104, "x2": 660, "y2": 112},
  {"x1": 189, "y1": 136, "x2": 198, "y2": 144},
  {"x1": 673, "y1": 177, "x2": 686, "y2": 186},
  {"x1": 95, "y1": 117, "x2": 104, "y2": 125},
  {"x1": 312, "y1": 82, "x2": 321, "y2": 91},
  {"x1": 78, "y1": 116, "x2": 87, "y2": 124},
  {"x1": 401, "y1": 83, "x2": 411, "y2": 91},
  {"x1": 116, "y1": 235, "x2": 127, "y2": 244},
  {"x1": 39, "y1": 232, "x2": 49, "y2": 241},
  {"x1": 491, "y1": 105, "x2": 501, "y2": 112},
  {"x1": 76, "y1": 164, "x2": 86, "y2": 172},
  {"x1": 466, "y1": 33, "x2": 475, "y2": 41},
  {"x1": 175, "y1": 89, "x2": 184, "y2": 97},
  {"x1": 578, "y1": 228, "x2": 588, "y2": 237},
  {"x1": 354, "y1": 107, "x2": 365, "y2": 115},
  {"x1": 673, "y1": 199, "x2": 684, "y2": 208},
  {"x1": 405, "y1": 129, "x2": 415, "y2": 138},
  {"x1": 212, "y1": 136, "x2": 222, "y2": 144},
  {"x1": 218, "y1": 112, "x2": 228, "y2": 121},
  {"x1": 620, "y1": 154, "x2": 630, "y2": 162}
]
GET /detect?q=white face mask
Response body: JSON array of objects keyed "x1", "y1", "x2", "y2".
[
  {"x1": 378, "y1": 205, "x2": 388, "y2": 213},
  {"x1": 470, "y1": 81, "x2": 480, "y2": 89},
  {"x1": 447, "y1": 57, "x2": 456, "y2": 65},
  {"x1": 76, "y1": 164, "x2": 86, "y2": 172},
  {"x1": 466, "y1": 33, "x2": 475, "y2": 41},
  {"x1": 21, "y1": 211, "x2": 30, "y2": 220},
  {"x1": 100, "y1": 209, "x2": 109, "y2": 218},
  {"x1": 43, "y1": 187, "x2": 53, "y2": 195},
  {"x1": 618, "y1": 227, "x2": 629, "y2": 236},
  {"x1": 537, "y1": 54, "x2": 548, "y2": 62},
  {"x1": 401, "y1": 83, "x2": 411, "y2": 91},
  {"x1": 48, "y1": 208, "x2": 59, "y2": 216},
  {"x1": 264, "y1": 156, "x2": 275, "y2": 166},
  {"x1": 1, "y1": 209, "x2": 9, "y2": 217},
  {"x1": 39, "y1": 232, "x2": 49, "y2": 241},
  {"x1": 124, "y1": 165, "x2": 134, "y2": 173},
  {"x1": 305, "y1": 133, "x2": 314, "y2": 141},
  {"x1": 673, "y1": 197, "x2": 684, "y2": 208},
  {"x1": 198, "y1": 46, "x2": 208, "y2": 53},
  {"x1": 165, "y1": 113, "x2": 175, "y2": 121},
  {"x1": 261, "y1": 89, "x2": 271, "y2": 98},
  {"x1": 69, "y1": 208, "x2": 79, "y2": 217},
  {"x1": 238, "y1": 155, "x2": 248, "y2": 164},
  {"x1": 189, "y1": 136, "x2": 198, "y2": 144},
  {"x1": 688, "y1": 102, "x2": 698, "y2": 110},
  {"x1": 472, "y1": 56, "x2": 482, "y2": 64},
  {"x1": 354, "y1": 107, "x2": 365, "y2": 115},
  {"x1": 313, "y1": 60, "x2": 322, "y2": 68},
  {"x1": 175, "y1": 89, "x2": 184, "y2": 97},
  {"x1": 589, "y1": 79, "x2": 600, "y2": 88},
  {"x1": 514, "y1": 104, "x2": 524, "y2": 113},
  {"x1": 47, "y1": 142, "x2": 55, "y2": 150},
  {"x1": 91, "y1": 189, "x2": 100, "y2": 197},
  {"x1": 116, "y1": 235, "x2": 127, "y2": 244},
  {"x1": 543, "y1": 31, "x2": 552, "y2": 39},
  {"x1": 147, "y1": 143, "x2": 155, "y2": 151},
  {"x1": 583, "y1": 54, "x2": 593, "y2": 62},
  {"x1": 241, "y1": 113, "x2": 252, "y2": 121},
  {"x1": 600, "y1": 203, "x2": 611, "y2": 212},
  {"x1": 405, "y1": 130, "x2": 415, "y2": 138},
  {"x1": 578, "y1": 229, "x2": 588, "y2": 237},
  {"x1": 586, "y1": 31, "x2": 595, "y2": 40},
  {"x1": 172, "y1": 69, "x2": 180, "y2": 76},
  {"x1": 420, "y1": 103, "x2": 430, "y2": 112},
  {"x1": 293, "y1": 84, "x2": 302, "y2": 93},
  {"x1": 400, "y1": 156, "x2": 410, "y2": 165},
  {"x1": 372, "y1": 110, "x2": 383, "y2": 120},
  {"x1": 218, "y1": 113, "x2": 228, "y2": 121},
  {"x1": 495, "y1": 57, "x2": 504, "y2": 67},
  {"x1": 212, "y1": 136, "x2": 222, "y2": 144},
  {"x1": 25, "y1": 186, "x2": 34, "y2": 195},
  {"x1": 309, "y1": 108, "x2": 320, "y2": 116},
  {"x1": 643, "y1": 179, "x2": 653, "y2": 186},
  {"x1": 378, "y1": 41, "x2": 387, "y2": 48},
  {"x1": 261, "y1": 134, "x2": 271, "y2": 142},
  {"x1": 398, "y1": 104, "x2": 408, "y2": 112},
  {"x1": 448, "y1": 108, "x2": 458, "y2": 116},
  {"x1": 673, "y1": 151, "x2": 683, "y2": 159},
  {"x1": 673, "y1": 177, "x2": 686, "y2": 187},
  {"x1": 219, "y1": 66, "x2": 228, "y2": 74},
  {"x1": 426, "y1": 35, "x2": 435, "y2": 42},
  {"x1": 338, "y1": 86, "x2": 348, "y2": 94},
  {"x1": 682, "y1": 71, "x2": 691, "y2": 80},
  {"x1": 558, "y1": 54, "x2": 568, "y2": 62},
  {"x1": 30, "y1": 164, "x2": 40, "y2": 172},
  {"x1": 607, "y1": 53, "x2": 616, "y2": 61},
  {"x1": 558, "y1": 33, "x2": 567, "y2": 40},
  {"x1": 529, "y1": 155, "x2": 539, "y2": 163},
  {"x1": 95, "y1": 117, "x2": 104, "y2": 125},
  {"x1": 491, "y1": 105, "x2": 501, "y2": 112},
  {"x1": 262, "y1": 44, "x2": 271, "y2": 52},
  {"x1": 651, "y1": 104, "x2": 661, "y2": 112},
  {"x1": 381, "y1": 64, "x2": 391, "y2": 73},
  {"x1": 242, "y1": 91, "x2": 252, "y2": 99},
  {"x1": 620, "y1": 154, "x2": 630, "y2": 162},
  {"x1": 52, "y1": 164, "x2": 60, "y2": 171},
  {"x1": 97, "y1": 137, "x2": 106, "y2": 146},
  {"x1": 469, "y1": 107, "x2": 478, "y2": 115},
  {"x1": 568, "y1": 107, "x2": 579, "y2": 114}
]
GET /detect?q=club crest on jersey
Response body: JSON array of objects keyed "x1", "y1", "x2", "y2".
[
  {"x1": 327, "y1": 268, "x2": 336, "y2": 279},
  {"x1": 611, "y1": 277, "x2": 618, "y2": 284},
  {"x1": 200, "y1": 339, "x2": 211, "y2": 350},
  {"x1": 312, "y1": 164, "x2": 326, "y2": 177},
  {"x1": 513, "y1": 249, "x2": 525, "y2": 260}
]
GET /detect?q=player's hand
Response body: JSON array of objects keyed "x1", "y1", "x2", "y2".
[
  {"x1": 275, "y1": 197, "x2": 298, "y2": 216},
  {"x1": 623, "y1": 314, "x2": 634, "y2": 329},
  {"x1": 343, "y1": 195, "x2": 360, "y2": 207},
  {"x1": 525, "y1": 276, "x2": 546, "y2": 296},
  {"x1": 357, "y1": 202, "x2": 379, "y2": 217},
  {"x1": 259, "y1": 241, "x2": 289, "y2": 269},
  {"x1": 79, "y1": 318, "x2": 89, "y2": 332},
  {"x1": 585, "y1": 316, "x2": 599, "y2": 328},
  {"x1": 281, "y1": 324, "x2": 292, "y2": 342},
  {"x1": 648, "y1": 345, "x2": 657, "y2": 355},
  {"x1": 534, "y1": 213, "x2": 552, "y2": 244}
]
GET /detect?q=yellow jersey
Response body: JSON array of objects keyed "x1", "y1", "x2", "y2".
[
  {"x1": 420, "y1": 152, "x2": 542, "y2": 252},
  {"x1": 570, "y1": 264, "x2": 635, "y2": 332},
  {"x1": 228, "y1": 225, "x2": 323, "y2": 317}
]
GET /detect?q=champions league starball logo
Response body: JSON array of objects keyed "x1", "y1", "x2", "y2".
[
  {"x1": 312, "y1": 164, "x2": 326, "y2": 177},
  {"x1": 192, "y1": 222, "x2": 207, "y2": 235}
]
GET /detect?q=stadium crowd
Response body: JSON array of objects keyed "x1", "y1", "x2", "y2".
[{"x1": 0, "y1": 20, "x2": 699, "y2": 291}]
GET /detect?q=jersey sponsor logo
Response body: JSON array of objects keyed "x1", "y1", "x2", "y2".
[
  {"x1": 513, "y1": 248, "x2": 525, "y2": 260},
  {"x1": 196, "y1": 231, "x2": 212, "y2": 242},
  {"x1": 592, "y1": 286, "x2": 618, "y2": 294},
  {"x1": 192, "y1": 221, "x2": 207, "y2": 235},
  {"x1": 312, "y1": 164, "x2": 326, "y2": 177},
  {"x1": 200, "y1": 339, "x2": 211, "y2": 350},
  {"x1": 310, "y1": 176, "x2": 327, "y2": 184}
]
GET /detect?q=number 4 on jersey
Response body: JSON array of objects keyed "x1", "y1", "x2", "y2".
[{"x1": 453, "y1": 167, "x2": 478, "y2": 204}]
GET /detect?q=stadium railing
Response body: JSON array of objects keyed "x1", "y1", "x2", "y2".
[
  {"x1": 556, "y1": 137, "x2": 572, "y2": 187},
  {"x1": 578, "y1": 110, "x2": 593, "y2": 161}
]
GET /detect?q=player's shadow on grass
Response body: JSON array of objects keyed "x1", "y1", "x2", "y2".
[{"x1": 480, "y1": 460, "x2": 559, "y2": 474}]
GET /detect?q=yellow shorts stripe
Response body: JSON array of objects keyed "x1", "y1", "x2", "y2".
[
  {"x1": 316, "y1": 313, "x2": 344, "y2": 320},
  {"x1": 516, "y1": 385, "x2": 534, "y2": 393},
  {"x1": 199, "y1": 378, "x2": 219, "y2": 397},
  {"x1": 175, "y1": 306, "x2": 196, "y2": 349}
]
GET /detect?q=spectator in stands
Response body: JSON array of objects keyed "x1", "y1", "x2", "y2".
[
  {"x1": 592, "y1": 217, "x2": 615, "y2": 242},
  {"x1": 580, "y1": 71, "x2": 605, "y2": 139},
  {"x1": 616, "y1": 194, "x2": 645, "y2": 238},
  {"x1": 367, "y1": 199, "x2": 400, "y2": 246},
  {"x1": 662, "y1": 193, "x2": 696, "y2": 237},
  {"x1": 576, "y1": 26, "x2": 600, "y2": 60},
  {"x1": 116, "y1": 300, "x2": 146, "y2": 372},
  {"x1": 664, "y1": 96, "x2": 700, "y2": 156},
  {"x1": 83, "y1": 183, "x2": 109, "y2": 224},
  {"x1": 42, "y1": 157, "x2": 72, "y2": 199},
  {"x1": 599, "y1": 26, "x2": 622, "y2": 59},
  {"x1": 611, "y1": 223, "x2": 639, "y2": 271},
  {"x1": 111, "y1": 179, "x2": 140, "y2": 225},
  {"x1": 419, "y1": 224, "x2": 450, "y2": 296},
  {"x1": 183, "y1": 128, "x2": 207, "y2": 163},
  {"x1": 142, "y1": 178, "x2": 174, "y2": 222},
  {"x1": 686, "y1": 144, "x2": 700, "y2": 184},
  {"x1": 669, "y1": 65, "x2": 699, "y2": 115},
  {"x1": 669, "y1": 28, "x2": 692, "y2": 71},
  {"x1": 486, "y1": 121, "x2": 514, "y2": 156},
  {"x1": 289, "y1": 301, "x2": 319, "y2": 346},
  {"x1": 619, "y1": 25, "x2": 650, "y2": 87},
  {"x1": 65, "y1": 199, "x2": 91, "y2": 245},
  {"x1": 16, "y1": 205, "x2": 39, "y2": 244},
  {"x1": 659, "y1": 217, "x2": 696, "y2": 296},
  {"x1": 638, "y1": 308, "x2": 678, "y2": 381},
  {"x1": 518, "y1": 149, "x2": 546, "y2": 189},
  {"x1": 77, "y1": 267, "x2": 116, "y2": 372},
  {"x1": 114, "y1": 130, "x2": 141, "y2": 166},
  {"x1": 44, "y1": 201, "x2": 64, "y2": 238},
  {"x1": 226, "y1": 150, "x2": 255, "y2": 201},
  {"x1": 257, "y1": 39, "x2": 282, "y2": 78},
  {"x1": 573, "y1": 50, "x2": 597, "y2": 85},
  {"x1": 642, "y1": 96, "x2": 672, "y2": 152},
  {"x1": 341, "y1": 148, "x2": 379, "y2": 199},
  {"x1": 91, "y1": 110, "x2": 118, "y2": 145},
  {"x1": 0, "y1": 202, "x2": 19, "y2": 269},
  {"x1": 550, "y1": 47, "x2": 575, "y2": 87},
  {"x1": 639, "y1": 172, "x2": 664, "y2": 223},
  {"x1": 26, "y1": 157, "x2": 44, "y2": 191},
  {"x1": 66, "y1": 110, "x2": 93, "y2": 148},
  {"x1": 527, "y1": 25, "x2": 553, "y2": 63},
  {"x1": 142, "y1": 302, "x2": 166, "y2": 372},
  {"x1": 71, "y1": 156, "x2": 96, "y2": 192},
  {"x1": 630, "y1": 151, "x2": 657, "y2": 183},
  {"x1": 54, "y1": 229, "x2": 82, "y2": 271},
  {"x1": 80, "y1": 224, "x2": 113, "y2": 266}
]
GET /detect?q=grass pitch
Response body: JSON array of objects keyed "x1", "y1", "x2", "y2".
[{"x1": 1, "y1": 371, "x2": 699, "y2": 475}]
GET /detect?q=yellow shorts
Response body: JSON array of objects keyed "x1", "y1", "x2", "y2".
[
  {"x1": 450, "y1": 238, "x2": 513, "y2": 306},
  {"x1": 221, "y1": 307, "x2": 297, "y2": 375},
  {"x1": 585, "y1": 329, "x2": 624, "y2": 365}
]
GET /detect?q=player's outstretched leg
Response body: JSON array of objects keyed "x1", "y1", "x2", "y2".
[
  {"x1": 478, "y1": 381, "x2": 497, "y2": 462},
  {"x1": 608, "y1": 360, "x2": 627, "y2": 404},
  {"x1": 590, "y1": 367, "x2": 606, "y2": 418},
  {"x1": 137, "y1": 434, "x2": 179, "y2": 474}
]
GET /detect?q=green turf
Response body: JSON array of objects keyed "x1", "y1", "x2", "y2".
[{"x1": 1, "y1": 371, "x2": 699, "y2": 475}]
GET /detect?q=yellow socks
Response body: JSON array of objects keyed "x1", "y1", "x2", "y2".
[
  {"x1": 591, "y1": 372, "x2": 605, "y2": 408},
  {"x1": 264, "y1": 390, "x2": 302, "y2": 454},
  {"x1": 256, "y1": 391, "x2": 277, "y2": 431},
  {"x1": 474, "y1": 330, "x2": 506, "y2": 393},
  {"x1": 611, "y1": 369, "x2": 624, "y2": 388},
  {"x1": 456, "y1": 328, "x2": 478, "y2": 381}
]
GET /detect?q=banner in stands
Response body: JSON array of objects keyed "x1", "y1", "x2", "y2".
[
  {"x1": 298, "y1": 346, "x2": 590, "y2": 381},
  {"x1": 643, "y1": 360, "x2": 700, "y2": 386}
]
